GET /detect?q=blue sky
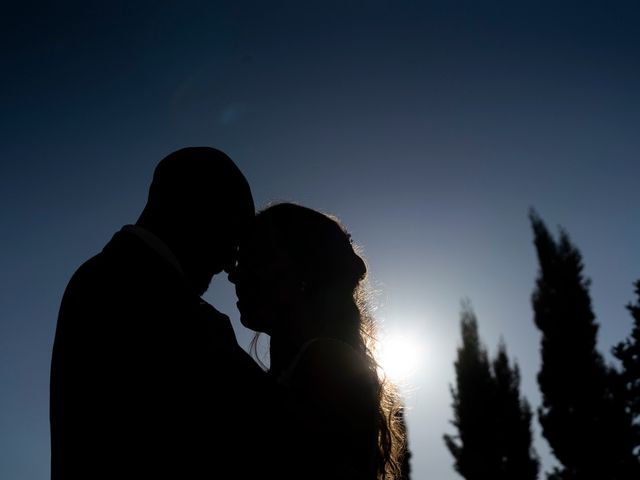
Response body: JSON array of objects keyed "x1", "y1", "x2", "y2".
[{"x1": 2, "y1": 1, "x2": 640, "y2": 478}]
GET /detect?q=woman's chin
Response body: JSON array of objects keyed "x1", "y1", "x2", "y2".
[
  {"x1": 237, "y1": 301, "x2": 273, "y2": 334},
  {"x1": 239, "y1": 312, "x2": 265, "y2": 333}
]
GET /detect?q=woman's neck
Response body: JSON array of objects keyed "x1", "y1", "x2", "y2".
[
  {"x1": 269, "y1": 314, "x2": 323, "y2": 375},
  {"x1": 269, "y1": 335, "x2": 303, "y2": 376}
]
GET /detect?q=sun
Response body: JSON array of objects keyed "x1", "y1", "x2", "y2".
[{"x1": 376, "y1": 331, "x2": 424, "y2": 384}]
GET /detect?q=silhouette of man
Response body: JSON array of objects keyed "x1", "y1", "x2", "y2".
[{"x1": 50, "y1": 147, "x2": 270, "y2": 479}]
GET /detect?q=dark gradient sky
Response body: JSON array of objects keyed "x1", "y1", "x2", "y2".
[{"x1": 2, "y1": 1, "x2": 640, "y2": 478}]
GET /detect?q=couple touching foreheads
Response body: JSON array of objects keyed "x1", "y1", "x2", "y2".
[{"x1": 50, "y1": 147, "x2": 406, "y2": 479}]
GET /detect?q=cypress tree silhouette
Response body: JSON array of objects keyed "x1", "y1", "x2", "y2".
[
  {"x1": 492, "y1": 341, "x2": 539, "y2": 480},
  {"x1": 444, "y1": 302, "x2": 538, "y2": 479},
  {"x1": 613, "y1": 280, "x2": 640, "y2": 457},
  {"x1": 529, "y1": 210, "x2": 638, "y2": 480},
  {"x1": 444, "y1": 303, "x2": 496, "y2": 479}
]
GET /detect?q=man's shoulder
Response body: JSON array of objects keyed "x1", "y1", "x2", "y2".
[
  {"x1": 60, "y1": 231, "x2": 148, "y2": 306},
  {"x1": 56, "y1": 230, "x2": 188, "y2": 339},
  {"x1": 68, "y1": 230, "x2": 160, "y2": 285},
  {"x1": 64, "y1": 250, "x2": 109, "y2": 295}
]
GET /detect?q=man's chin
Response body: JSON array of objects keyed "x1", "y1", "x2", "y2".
[{"x1": 191, "y1": 275, "x2": 213, "y2": 297}]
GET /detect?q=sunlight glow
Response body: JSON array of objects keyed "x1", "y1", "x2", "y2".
[{"x1": 376, "y1": 332, "x2": 425, "y2": 384}]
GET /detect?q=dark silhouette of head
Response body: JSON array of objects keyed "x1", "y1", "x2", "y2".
[
  {"x1": 137, "y1": 147, "x2": 254, "y2": 296},
  {"x1": 231, "y1": 202, "x2": 366, "y2": 339}
]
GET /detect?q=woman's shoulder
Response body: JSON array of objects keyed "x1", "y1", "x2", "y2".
[
  {"x1": 291, "y1": 337, "x2": 377, "y2": 406},
  {"x1": 299, "y1": 337, "x2": 368, "y2": 372}
]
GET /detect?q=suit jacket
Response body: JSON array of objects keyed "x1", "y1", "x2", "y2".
[{"x1": 50, "y1": 229, "x2": 272, "y2": 479}]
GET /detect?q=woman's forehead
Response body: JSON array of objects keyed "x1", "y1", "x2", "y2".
[{"x1": 240, "y1": 223, "x2": 287, "y2": 260}]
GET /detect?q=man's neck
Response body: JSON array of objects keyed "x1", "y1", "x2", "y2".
[{"x1": 123, "y1": 224, "x2": 186, "y2": 279}]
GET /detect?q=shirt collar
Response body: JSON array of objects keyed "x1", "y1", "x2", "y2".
[{"x1": 121, "y1": 224, "x2": 186, "y2": 279}]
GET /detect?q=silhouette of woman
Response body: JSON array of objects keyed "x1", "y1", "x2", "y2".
[{"x1": 229, "y1": 202, "x2": 405, "y2": 480}]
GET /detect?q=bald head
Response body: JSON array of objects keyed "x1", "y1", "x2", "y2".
[
  {"x1": 146, "y1": 147, "x2": 252, "y2": 213},
  {"x1": 138, "y1": 147, "x2": 255, "y2": 295}
]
